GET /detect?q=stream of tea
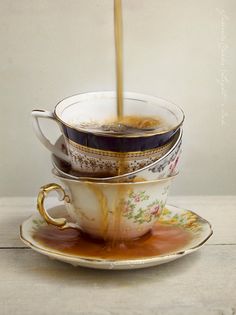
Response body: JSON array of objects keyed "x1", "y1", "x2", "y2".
[
  {"x1": 113, "y1": 0, "x2": 126, "y2": 243},
  {"x1": 114, "y1": 0, "x2": 124, "y2": 119},
  {"x1": 37, "y1": 1, "x2": 175, "y2": 249}
]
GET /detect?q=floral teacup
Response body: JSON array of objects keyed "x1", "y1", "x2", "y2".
[{"x1": 37, "y1": 170, "x2": 177, "y2": 241}]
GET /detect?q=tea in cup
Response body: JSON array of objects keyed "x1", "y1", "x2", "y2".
[{"x1": 32, "y1": 91, "x2": 184, "y2": 177}]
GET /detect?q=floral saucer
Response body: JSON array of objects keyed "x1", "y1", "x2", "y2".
[{"x1": 20, "y1": 205, "x2": 212, "y2": 270}]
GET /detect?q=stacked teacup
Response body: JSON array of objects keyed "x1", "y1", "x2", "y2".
[{"x1": 32, "y1": 92, "x2": 184, "y2": 241}]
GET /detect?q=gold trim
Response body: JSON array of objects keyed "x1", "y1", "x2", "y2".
[
  {"x1": 63, "y1": 129, "x2": 178, "y2": 157},
  {"x1": 37, "y1": 183, "x2": 70, "y2": 227},
  {"x1": 54, "y1": 128, "x2": 182, "y2": 182},
  {"x1": 52, "y1": 169, "x2": 179, "y2": 185},
  {"x1": 53, "y1": 92, "x2": 185, "y2": 138},
  {"x1": 66, "y1": 136, "x2": 174, "y2": 158}
]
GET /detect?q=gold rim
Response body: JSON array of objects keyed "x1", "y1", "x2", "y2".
[
  {"x1": 53, "y1": 91, "x2": 185, "y2": 138},
  {"x1": 65, "y1": 132, "x2": 176, "y2": 156},
  {"x1": 53, "y1": 128, "x2": 182, "y2": 181},
  {"x1": 52, "y1": 168, "x2": 179, "y2": 185}
]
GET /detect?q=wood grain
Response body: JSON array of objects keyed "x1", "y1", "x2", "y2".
[
  {"x1": 0, "y1": 197, "x2": 235, "y2": 315},
  {"x1": 0, "y1": 246, "x2": 235, "y2": 314}
]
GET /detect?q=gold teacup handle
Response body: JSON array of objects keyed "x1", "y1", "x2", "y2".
[{"x1": 37, "y1": 183, "x2": 71, "y2": 228}]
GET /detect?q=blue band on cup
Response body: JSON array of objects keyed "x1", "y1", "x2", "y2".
[{"x1": 61, "y1": 124, "x2": 178, "y2": 152}]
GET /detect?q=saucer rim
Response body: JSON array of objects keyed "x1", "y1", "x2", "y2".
[{"x1": 19, "y1": 205, "x2": 213, "y2": 269}]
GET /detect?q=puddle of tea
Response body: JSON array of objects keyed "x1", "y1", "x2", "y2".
[{"x1": 33, "y1": 223, "x2": 193, "y2": 260}]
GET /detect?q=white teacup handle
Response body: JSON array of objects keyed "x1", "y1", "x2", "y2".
[
  {"x1": 31, "y1": 110, "x2": 70, "y2": 163},
  {"x1": 37, "y1": 183, "x2": 79, "y2": 229}
]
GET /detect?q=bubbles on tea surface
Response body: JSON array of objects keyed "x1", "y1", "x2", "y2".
[
  {"x1": 100, "y1": 122, "x2": 128, "y2": 133},
  {"x1": 77, "y1": 115, "x2": 169, "y2": 134}
]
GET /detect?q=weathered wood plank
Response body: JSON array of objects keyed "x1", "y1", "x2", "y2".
[
  {"x1": 0, "y1": 197, "x2": 58, "y2": 247},
  {"x1": 0, "y1": 246, "x2": 235, "y2": 315},
  {"x1": 0, "y1": 196, "x2": 235, "y2": 247}
]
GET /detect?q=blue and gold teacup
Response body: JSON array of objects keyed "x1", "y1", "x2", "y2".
[
  {"x1": 32, "y1": 91, "x2": 184, "y2": 176},
  {"x1": 52, "y1": 127, "x2": 182, "y2": 182}
]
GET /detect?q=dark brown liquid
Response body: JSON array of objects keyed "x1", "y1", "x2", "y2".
[
  {"x1": 33, "y1": 223, "x2": 193, "y2": 260},
  {"x1": 79, "y1": 0, "x2": 167, "y2": 134},
  {"x1": 79, "y1": 115, "x2": 167, "y2": 134}
]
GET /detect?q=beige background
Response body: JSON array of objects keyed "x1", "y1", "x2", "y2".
[{"x1": 0, "y1": 0, "x2": 235, "y2": 196}]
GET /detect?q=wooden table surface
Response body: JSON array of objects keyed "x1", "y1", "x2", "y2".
[{"x1": 0, "y1": 196, "x2": 235, "y2": 315}]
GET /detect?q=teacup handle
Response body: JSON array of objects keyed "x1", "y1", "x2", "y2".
[
  {"x1": 31, "y1": 110, "x2": 70, "y2": 163},
  {"x1": 37, "y1": 183, "x2": 78, "y2": 229}
]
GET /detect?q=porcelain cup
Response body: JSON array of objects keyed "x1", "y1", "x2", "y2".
[
  {"x1": 37, "y1": 170, "x2": 177, "y2": 241},
  {"x1": 52, "y1": 128, "x2": 182, "y2": 182},
  {"x1": 32, "y1": 91, "x2": 184, "y2": 176}
]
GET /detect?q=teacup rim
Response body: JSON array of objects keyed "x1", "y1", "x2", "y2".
[
  {"x1": 52, "y1": 168, "x2": 179, "y2": 186},
  {"x1": 53, "y1": 91, "x2": 185, "y2": 138}
]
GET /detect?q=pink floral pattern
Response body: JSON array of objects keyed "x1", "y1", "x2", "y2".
[{"x1": 121, "y1": 191, "x2": 165, "y2": 224}]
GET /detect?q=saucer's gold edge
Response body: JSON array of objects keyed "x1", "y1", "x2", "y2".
[
  {"x1": 166, "y1": 203, "x2": 214, "y2": 249},
  {"x1": 19, "y1": 228, "x2": 185, "y2": 266},
  {"x1": 19, "y1": 207, "x2": 213, "y2": 267},
  {"x1": 183, "y1": 210, "x2": 213, "y2": 250},
  {"x1": 19, "y1": 225, "x2": 105, "y2": 264}
]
